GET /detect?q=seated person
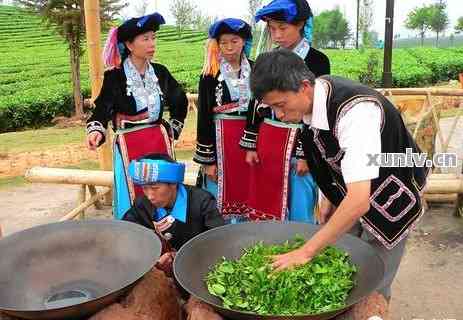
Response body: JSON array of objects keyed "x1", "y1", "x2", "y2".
[
  {"x1": 123, "y1": 154, "x2": 225, "y2": 320},
  {"x1": 122, "y1": 154, "x2": 225, "y2": 268}
]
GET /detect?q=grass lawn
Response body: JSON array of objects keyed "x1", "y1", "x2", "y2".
[
  {"x1": 0, "y1": 126, "x2": 85, "y2": 154},
  {"x1": 0, "y1": 176, "x2": 28, "y2": 190},
  {"x1": 0, "y1": 111, "x2": 197, "y2": 190},
  {"x1": 441, "y1": 108, "x2": 463, "y2": 118},
  {"x1": 0, "y1": 111, "x2": 197, "y2": 155}
]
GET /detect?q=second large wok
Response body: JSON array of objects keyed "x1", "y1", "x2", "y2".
[{"x1": 174, "y1": 221, "x2": 384, "y2": 320}]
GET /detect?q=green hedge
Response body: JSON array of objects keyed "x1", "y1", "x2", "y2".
[
  {"x1": 0, "y1": 85, "x2": 90, "y2": 132},
  {"x1": 326, "y1": 48, "x2": 463, "y2": 88}
]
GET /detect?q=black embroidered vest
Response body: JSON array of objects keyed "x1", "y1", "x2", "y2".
[{"x1": 302, "y1": 76, "x2": 429, "y2": 249}]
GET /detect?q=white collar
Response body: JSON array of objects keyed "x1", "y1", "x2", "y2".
[
  {"x1": 302, "y1": 79, "x2": 330, "y2": 130},
  {"x1": 292, "y1": 38, "x2": 311, "y2": 60}
]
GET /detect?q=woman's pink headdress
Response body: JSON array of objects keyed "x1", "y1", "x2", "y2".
[{"x1": 103, "y1": 27, "x2": 122, "y2": 69}]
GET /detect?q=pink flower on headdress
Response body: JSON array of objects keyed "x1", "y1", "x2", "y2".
[{"x1": 103, "y1": 27, "x2": 121, "y2": 69}]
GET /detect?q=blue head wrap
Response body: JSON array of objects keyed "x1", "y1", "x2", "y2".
[
  {"x1": 303, "y1": 16, "x2": 313, "y2": 44},
  {"x1": 244, "y1": 38, "x2": 253, "y2": 57},
  {"x1": 255, "y1": 0, "x2": 313, "y2": 28},
  {"x1": 255, "y1": 0, "x2": 299, "y2": 23},
  {"x1": 208, "y1": 18, "x2": 253, "y2": 57},
  {"x1": 117, "y1": 12, "x2": 166, "y2": 43},
  {"x1": 128, "y1": 159, "x2": 185, "y2": 185},
  {"x1": 209, "y1": 18, "x2": 251, "y2": 39}
]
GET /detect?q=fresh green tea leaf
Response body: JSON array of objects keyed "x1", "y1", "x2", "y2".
[{"x1": 206, "y1": 238, "x2": 356, "y2": 316}]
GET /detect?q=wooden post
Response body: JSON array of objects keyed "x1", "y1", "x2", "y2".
[
  {"x1": 83, "y1": 0, "x2": 103, "y2": 105},
  {"x1": 84, "y1": 0, "x2": 113, "y2": 205},
  {"x1": 78, "y1": 185, "x2": 87, "y2": 220},
  {"x1": 425, "y1": 179, "x2": 463, "y2": 193},
  {"x1": 382, "y1": 0, "x2": 395, "y2": 88},
  {"x1": 60, "y1": 188, "x2": 112, "y2": 221},
  {"x1": 88, "y1": 185, "x2": 103, "y2": 209},
  {"x1": 425, "y1": 193, "x2": 458, "y2": 203},
  {"x1": 455, "y1": 165, "x2": 463, "y2": 218}
]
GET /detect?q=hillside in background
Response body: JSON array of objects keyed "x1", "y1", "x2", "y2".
[
  {"x1": 1, "y1": 5, "x2": 463, "y2": 132},
  {"x1": 394, "y1": 34, "x2": 463, "y2": 48},
  {"x1": 0, "y1": 5, "x2": 206, "y2": 131}
]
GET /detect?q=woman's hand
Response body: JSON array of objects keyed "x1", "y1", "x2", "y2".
[
  {"x1": 86, "y1": 131, "x2": 103, "y2": 151},
  {"x1": 318, "y1": 196, "x2": 335, "y2": 224},
  {"x1": 204, "y1": 164, "x2": 218, "y2": 182},
  {"x1": 156, "y1": 251, "x2": 176, "y2": 276},
  {"x1": 245, "y1": 150, "x2": 259, "y2": 166},
  {"x1": 295, "y1": 159, "x2": 310, "y2": 176}
]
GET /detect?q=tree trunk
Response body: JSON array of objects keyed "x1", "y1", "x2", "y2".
[
  {"x1": 69, "y1": 33, "x2": 83, "y2": 118},
  {"x1": 420, "y1": 33, "x2": 424, "y2": 46},
  {"x1": 436, "y1": 31, "x2": 439, "y2": 47},
  {"x1": 356, "y1": 0, "x2": 360, "y2": 49}
]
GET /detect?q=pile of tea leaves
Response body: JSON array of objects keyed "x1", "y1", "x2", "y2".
[{"x1": 206, "y1": 236, "x2": 356, "y2": 315}]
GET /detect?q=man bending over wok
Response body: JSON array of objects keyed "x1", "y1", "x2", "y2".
[{"x1": 250, "y1": 49, "x2": 429, "y2": 307}]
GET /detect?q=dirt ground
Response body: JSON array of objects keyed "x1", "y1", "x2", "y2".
[{"x1": 1, "y1": 183, "x2": 462, "y2": 319}]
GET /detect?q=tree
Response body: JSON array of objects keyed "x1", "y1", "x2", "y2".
[
  {"x1": 355, "y1": 0, "x2": 360, "y2": 49},
  {"x1": 428, "y1": 1, "x2": 449, "y2": 46},
  {"x1": 132, "y1": 0, "x2": 149, "y2": 17},
  {"x1": 169, "y1": 0, "x2": 196, "y2": 38},
  {"x1": 15, "y1": 0, "x2": 125, "y2": 118},
  {"x1": 405, "y1": 5, "x2": 432, "y2": 46},
  {"x1": 358, "y1": 0, "x2": 374, "y2": 47},
  {"x1": 313, "y1": 7, "x2": 351, "y2": 49},
  {"x1": 455, "y1": 17, "x2": 463, "y2": 34},
  {"x1": 313, "y1": 11, "x2": 331, "y2": 48},
  {"x1": 449, "y1": 33, "x2": 455, "y2": 46},
  {"x1": 366, "y1": 30, "x2": 379, "y2": 47},
  {"x1": 192, "y1": 9, "x2": 214, "y2": 32},
  {"x1": 330, "y1": 8, "x2": 351, "y2": 49},
  {"x1": 248, "y1": 0, "x2": 263, "y2": 29}
]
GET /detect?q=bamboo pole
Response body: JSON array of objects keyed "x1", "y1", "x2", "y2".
[
  {"x1": 187, "y1": 93, "x2": 198, "y2": 112},
  {"x1": 84, "y1": 0, "x2": 113, "y2": 205},
  {"x1": 425, "y1": 178, "x2": 463, "y2": 194},
  {"x1": 424, "y1": 193, "x2": 458, "y2": 203},
  {"x1": 428, "y1": 173, "x2": 458, "y2": 180},
  {"x1": 455, "y1": 166, "x2": 463, "y2": 217},
  {"x1": 24, "y1": 166, "x2": 463, "y2": 199},
  {"x1": 377, "y1": 88, "x2": 463, "y2": 96},
  {"x1": 60, "y1": 188, "x2": 111, "y2": 221},
  {"x1": 88, "y1": 185, "x2": 103, "y2": 209},
  {"x1": 441, "y1": 102, "x2": 463, "y2": 153},
  {"x1": 78, "y1": 185, "x2": 86, "y2": 220},
  {"x1": 83, "y1": 0, "x2": 103, "y2": 102},
  {"x1": 25, "y1": 167, "x2": 112, "y2": 187}
]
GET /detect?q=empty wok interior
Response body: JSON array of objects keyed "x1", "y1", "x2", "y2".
[{"x1": 0, "y1": 220, "x2": 161, "y2": 312}]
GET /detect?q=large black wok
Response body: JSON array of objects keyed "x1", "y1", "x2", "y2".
[
  {"x1": 174, "y1": 221, "x2": 385, "y2": 320},
  {"x1": 0, "y1": 220, "x2": 161, "y2": 320}
]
